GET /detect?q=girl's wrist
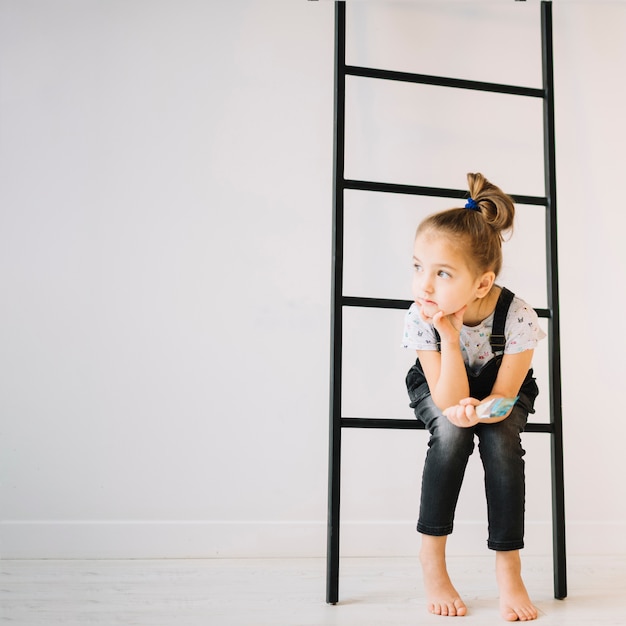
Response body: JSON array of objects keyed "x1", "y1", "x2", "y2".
[{"x1": 439, "y1": 338, "x2": 461, "y2": 349}]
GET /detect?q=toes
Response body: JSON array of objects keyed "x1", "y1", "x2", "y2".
[
  {"x1": 502, "y1": 605, "x2": 538, "y2": 622},
  {"x1": 431, "y1": 601, "x2": 465, "y2": 617},
  {"x1": 430, "y1": 602, "x2": 454, "y2": 616}
]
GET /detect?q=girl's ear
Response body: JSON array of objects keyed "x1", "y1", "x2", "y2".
[{"x1": 476, "y1": 271, "x2": 496, "y2": 298}]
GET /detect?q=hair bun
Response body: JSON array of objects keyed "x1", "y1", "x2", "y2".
[{"x1": 466, "y1": 172, "x2": 515, "y2": 235}]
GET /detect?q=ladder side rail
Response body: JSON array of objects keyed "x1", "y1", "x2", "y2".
[
  {"x1": 541, "y1": 0, "x2": 567, "y2": 600},
  {"x1": 326, "y1": 0, "x2": 347, "y2": 606}
]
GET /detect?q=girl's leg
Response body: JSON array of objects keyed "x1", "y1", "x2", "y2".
[
  {"x1": 477, "y1": 406, "x2": 527, "y2": 551},
  {"x1": 414, "y1": 397, "x2": 475, "y2": 616},
  {"x1": 420, "y1": 534, "x2": 467, "y2": 617},
  {"x1": 416, "y1": 397, "x2": 476, "y2": 536},
  {"x1": 478, "y1": 405, "x2": 537, "y2": 620}
]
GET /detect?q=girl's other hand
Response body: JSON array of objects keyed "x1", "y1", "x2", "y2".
[{"x1": 443, "y1": 397, "x2": 480, "y2": 428}]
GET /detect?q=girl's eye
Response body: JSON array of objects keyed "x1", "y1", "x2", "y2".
[
  {"x1": 438, "y1": 270, "x2": 451, "y2": 279},
  {"x1": 413, "y1": 264, "x2": 422, "y2": 272}
]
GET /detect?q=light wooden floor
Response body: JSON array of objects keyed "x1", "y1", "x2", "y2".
[{"x1": 1, "y1": 555, "x2": 625, "y2": 625}]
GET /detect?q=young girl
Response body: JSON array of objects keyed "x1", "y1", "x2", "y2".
[{"x1": 402, "y1": 173, "x2": 544, "y2": 621}]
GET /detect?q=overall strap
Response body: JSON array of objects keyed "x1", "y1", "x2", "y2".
[{"x1": 489, "y1": 286, "x2": 514, "y2": 356}]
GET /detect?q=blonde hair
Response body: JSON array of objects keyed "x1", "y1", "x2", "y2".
[{"x1": 415, "y1": 172, "x2": 515, "y2": 277}]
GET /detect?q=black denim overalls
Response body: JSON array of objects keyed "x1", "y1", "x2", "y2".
[{"x1": 405, "y1": 287, "x2": 539, "y2": 550}]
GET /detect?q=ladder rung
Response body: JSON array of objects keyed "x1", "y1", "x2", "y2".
[
  {"x1": 343, "y1": 296, "x2": 411, "y2": 310},
  {"x1": 341, "y1": 417, "x2": 554, "y2": 433},
  {"x1": 344, "y1": 179, "x2": 548, "y2": 206},
  {"x1": 342, "y1": 296, "x2": 552, "y2": 319},
  {"x1": 346, "y1": 64, "x2": 545, "y2": 98}
]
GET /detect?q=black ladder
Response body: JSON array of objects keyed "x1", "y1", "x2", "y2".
[{"x1": 327, "y1": 0, "x2": 566, "y2": 604}]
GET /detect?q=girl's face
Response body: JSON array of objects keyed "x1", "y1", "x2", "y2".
[{"x1": 412, "y1": 231, "x2": 488, "y2": 319}]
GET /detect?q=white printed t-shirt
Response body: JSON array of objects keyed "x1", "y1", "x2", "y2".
[{"x1": 401, "y1": 292, "x2": 546, "y2": 375}]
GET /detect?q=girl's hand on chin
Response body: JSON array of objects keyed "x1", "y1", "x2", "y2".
[{"x1": 432, "y1": 306, "x2": 466, "y2": 343}]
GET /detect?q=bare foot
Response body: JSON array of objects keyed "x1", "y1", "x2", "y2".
[
  {"x1": 420, "y1": 537, "x2": 467, "y2": 617},
  {"x1": 496, "y1": 551, "x2": 538, "y2": 622}
]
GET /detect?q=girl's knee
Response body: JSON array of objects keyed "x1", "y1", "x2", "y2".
[
  {"x1": 433, "y1": 421, "x2": 475, "y2": 455},
  {"x1": 417, "y1": 397, "x2": 475, "y2": 455},
  {"x1": 478, "y1": 429, "x2": 525, "y2": 468}
]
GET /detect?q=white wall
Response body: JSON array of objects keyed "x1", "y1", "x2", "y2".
[{"x1": 1, "y1": 0, "x2": 625, "y2": 559}]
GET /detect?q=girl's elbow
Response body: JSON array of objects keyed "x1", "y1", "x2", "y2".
[
  {"x1": 432, "y1": 397, "x2": 448, "y2": 412},
  {"x1": 431, "y1": 391, "x2": 466, "y2": 412}
]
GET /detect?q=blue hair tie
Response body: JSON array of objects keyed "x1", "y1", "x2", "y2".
[{"x1": 465, "y1": 197, "x2": 479, "y2": 211}]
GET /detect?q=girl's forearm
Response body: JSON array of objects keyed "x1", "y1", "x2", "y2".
[{"x1": 431, "y1": 340, "x2": 470, "y2": 410}]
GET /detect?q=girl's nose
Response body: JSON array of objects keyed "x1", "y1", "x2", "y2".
[{"x1": 420, "y1": 275, "x2": 433, "y2": 293}]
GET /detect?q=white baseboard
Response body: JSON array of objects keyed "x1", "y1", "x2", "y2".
[{"x1": 1, "y1": 520, "x2": 624, "y2": 559}]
